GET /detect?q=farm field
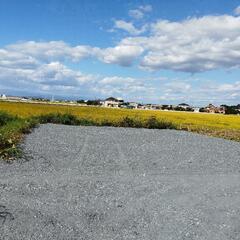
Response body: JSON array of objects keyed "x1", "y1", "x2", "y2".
[{"x1": 0, "y1": 101, "x2": 240, "y2": 141}]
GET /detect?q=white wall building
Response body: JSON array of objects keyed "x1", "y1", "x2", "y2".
[
  {"x1": 103, "y1": 97, "x2": 124, "y2": 108},
  {"x1": 0, "y1": 94, "x2": 7, "y2": 100}
]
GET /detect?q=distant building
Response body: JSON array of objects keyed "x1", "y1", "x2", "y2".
[
  {"x1": 128, "y1": 102, "x2": 140, "y2": 109},
  {"x1": 218, "y1": 106, "x2": 226, "y2": 114},
  {"x1": 193, "y1": 107, "x2": 200, "y2": 113},
  {"x1": 177, "y1": 103, "x2": 190, "y2": 109},
  {"x1": 0, "y1": 94, "x2": 7, "y2": 100},
  {"x1": 103, "y1": 97, "x2": 124, "y2": 108},
  {"x1": 203, "y1": 104, "x2": 226, "y2": 114},
  {"x1": 6, "y1": 96, "x2": 23, "y2": 101}
]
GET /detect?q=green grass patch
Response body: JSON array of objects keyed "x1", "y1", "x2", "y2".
[
  {"x1": 0, "y1": 117, "x2": 38, "y2": 159},
  {"x1": 0, "y1": 111, "x2": 18, "y2": 126}
]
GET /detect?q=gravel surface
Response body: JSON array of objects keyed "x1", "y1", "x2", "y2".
[{"x1": 0, "y1": 124, "x2": 240, "y2": 240}]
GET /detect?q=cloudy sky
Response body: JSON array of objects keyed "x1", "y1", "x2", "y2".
[{"x1": 0, "y1": 0, "x2": 240, "y2": 105}]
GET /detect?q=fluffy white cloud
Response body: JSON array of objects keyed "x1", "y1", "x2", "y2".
[
  {"x1": 94, "y1": 76, "x2": 156, "y2": 99},
  {"x1": 114, "y1": 20, "x2": 147, "y2": 35},
  {"x1": 97, "y1": 45, "x2": 143, "y2": 66},
  {"x1": 6, "y1": 41, "x2": 94, "y2": 62},
  {"x1": 120, "y1": 15, "x2": 240, "y2": 72},
  {"x1": 0, "y1": 49, "x2": 39, "y2": 69},
  {"x1": 0, "y1": 62, "x2": 94, "y2": 89},
  {"x1": 1, "y1": 40, "x2": 144, "y2": 68},
  {"x1": 30, "y1": 62, "x2": 94, "y2": 85}
]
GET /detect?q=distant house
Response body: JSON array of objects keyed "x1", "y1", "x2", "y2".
[
  {"x1": 204, "y1": 104, "x2": 226, "y2": 114},
  {"x1": 177, "y1": 103, "x2": 190, "y2": 109},
  {"x1": 218, "y1": 106, "x2": 226, "y2": 114},
  {"x1": 204, "y1": 104, "x2": 218, "y2": 113},
  {"x1": 128, "y1": 102, "x2": 140, "y2": 109},
  {"x1": 103, "y1": 97, "x2": 124, "y2": 108},
  {"x1": 193, "y1": 107, "x2": 200, "y2": 113},
  {"x1": 6, "y1": 96, "x2": 23, "y2": 101},
  {"x1": 0, "y1": 94, "x2": 7, "y2": 100}
]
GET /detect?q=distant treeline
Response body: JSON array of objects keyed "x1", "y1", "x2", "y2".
[{"x1": 222, "y1": 105, "x2": 240, "y2": 115}]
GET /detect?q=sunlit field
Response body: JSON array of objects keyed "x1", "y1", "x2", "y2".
[{"x1": 1, "y1": 101, "x2": 240, "y2": 141}]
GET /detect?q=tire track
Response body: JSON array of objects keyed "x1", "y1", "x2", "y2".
[
  {"x1": 0, "y1": 205, "x2": 14, "y2": 226},
  {"x1": 110, "y1": 134, "x2": 130, "y2": 176}
]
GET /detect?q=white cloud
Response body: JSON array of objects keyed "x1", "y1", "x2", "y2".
[
  {"x1": 97, "y1": 45, "x2": 143, "y2": 66},
  {"x1": 93, "y1": 76, "x2": 156, "y2": 99},
  {"x1": 99, "y1": 76, "x2": 135, "y2": 85},
  {"x1": 215, "y1": 81, "x2": 240, "y2": 92},
  {"x1": 165, "y1": 82, "x2": 191, "y2": 93},
  {"x1": 139, "y1": 5, "x2": 152, "y2": 12},
  {"x1": 129, "y1": 5, "x2": 152, "y2": 19},
  {"x1": 0, "y1": 62, "x2": 94, "y2": 85},
  {"x1": 129, "y1": 9, "x2": 144, "y2": 19},
  {"x1": 6, "y1": 41, "x2": 94, "y2": 62},
  {"x1": 157, "y1": 79, "x2": 240, "y2": 104},
  {"x1": 2, "y1": 40, "x2": 144, "y2": 68},
  {"x1": 120, "y1": 15, "x2": 240, "y2": 72},
  {"x1": 0, "y1": 49, "x2": 39, "y2": 69},
  {"x1": 114, "y1": 20, "x2": 147, "y2": 35},
  {"x1": 234, "y1": 6, "x2": 240, "y2": 15},
  {"x1": 29, "y1": 62, "x2": 94, "y2": 85}
]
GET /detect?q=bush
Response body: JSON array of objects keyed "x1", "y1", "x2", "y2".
[
  {"x1": 37, "y1": 113, "x2": 81, "y2": 125},
  {"x1": 117, "y1": 117, "x2": 143, "y2": 128},
  {"x1": 0, "y1": 111, "x2": 17, "y2": 126},
  {"x1": 36, "y1": 113, "x2": 98, "y2": 126},
  {"x1": 144, "y1": 116, "x2": 176, "y2": 129},
  {"x1": 113, "y1": 116, "x2": 176, "y2": 129},
  {"x1": 99, "y1": 119, "x2": 114, "y2": 127}
]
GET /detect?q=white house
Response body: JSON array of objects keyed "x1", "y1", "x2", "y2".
[
  {"x1": 177, "y1": 103, "x2": 190, "y2": 109},
  {"x1": 103, "y1": 97, "x2": 124, "y2": 108},
  {"x1": 128, "y1": 102, "x2": 140, "y2": 109},
  {"x1": 0, "y1": 94, "x2": 7, "y2": 100},
  {"x1": 193, "y1": 107, "x2": 200, "y2": 113}
]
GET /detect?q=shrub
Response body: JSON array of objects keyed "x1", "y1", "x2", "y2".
[
  {"x1": 77, "y1": 118, "x2": 96, "y2": 126},
  {"x1": 36, "y1": 113, "x2": 81, "y2": 125},
  {"x1": 117, "y1": 117, "x2": 143, "y2": 128},
  {"x1": 36, "y1": 113, "x2": 99, "y2": 126},
  {"x1": 0, "y1": 111, "x2": 17, "y2": 126},
  {"x1": 99, "y1": 119, "x2": 114, "y2": 127},
  {"x1": 144, "y1": 116, "x2": 176, "y2": 129}
]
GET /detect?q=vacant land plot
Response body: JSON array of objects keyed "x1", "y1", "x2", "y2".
[
  {"x1": 0, "y1": 101, "x2": 240, "y2": 141},
  {"x1": 0, "y1": 125, "x2": 240, "y2": 239}
]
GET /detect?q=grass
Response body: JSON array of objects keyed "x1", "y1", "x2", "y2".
[
  {"x1": 0, "y1": 114, "x2": 38, "y2": 159},
  {"x1": 0, "y1": 101, "x2": 239, "y2": 159}
]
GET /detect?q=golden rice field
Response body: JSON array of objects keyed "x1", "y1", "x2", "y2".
[{"x1": 1, "y1": 101, "x2": 240, "y2": 141}]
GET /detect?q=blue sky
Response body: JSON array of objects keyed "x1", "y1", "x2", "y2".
[{"x1": 0, "y1": 0, "x2": 240, "y2": 105}]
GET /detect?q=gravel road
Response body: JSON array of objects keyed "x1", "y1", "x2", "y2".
[{"x1": 0, "y1": 124, "x2": 240, "y2": 240}]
